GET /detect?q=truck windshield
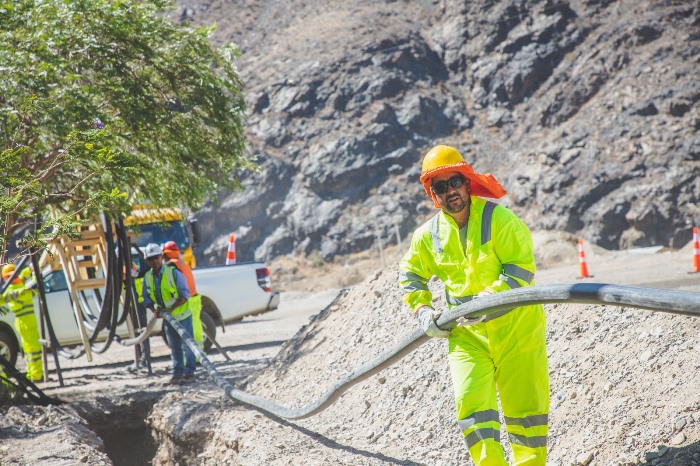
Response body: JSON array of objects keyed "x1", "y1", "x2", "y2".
[{"x1": 131, "y1": 221, "x2": 190, "y2": 251}]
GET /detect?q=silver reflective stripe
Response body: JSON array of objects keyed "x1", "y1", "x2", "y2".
[
  {"x1": 504, "y1": 414, "x2": 549, "y2": 428},
  {"x1": 165, "y1": 265, "x2": 176, "y2": 289},
  {"x1": 481, "y1": 202, "x2": 498, "y2": 245},
  {"x1": 14, "y1": 303, "x2": 33, "y2": 313},
  {"x1": 429, "y1": 214, "x2": 442, "y2": 253},
  {"x1": 446, "y1": 294, "x2": 474, "y2": 306},
  {"x1": 503, "y1": 264, "x2": 535, "y2": 284},
  {"x1": 164, "y1": 265, "x2": 182, "y2": 309},
  {"x1": 14, "y1": 304, "x2": 34, "y2": 317},
  {"x1": 464, "y1": 427, "x2": 500, "y2": 449},
  {"x1": 458, "y1": 409, "x2": 499, "y2": 431},
  {"x1": 499, "y1": 273, "x2": 521, "y2": 289},
  {"x1": 508, "y1": 433, "x2": 547, "y2": 449},
  {"x1": 399, "y1": 271, "x2": 429, "y2": 292}
]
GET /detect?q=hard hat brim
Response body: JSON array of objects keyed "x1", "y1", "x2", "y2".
[{"x1": 420, "y1": 162, "x2": 507, "y2": 208}]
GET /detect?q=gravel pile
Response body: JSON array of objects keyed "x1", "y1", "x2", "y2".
[
  {"x1": 0, "y1": 404, "x2": 110, "y2": 465},
  {"x1": 185, "y1": 263, "x2": 700, "y2": 465}
]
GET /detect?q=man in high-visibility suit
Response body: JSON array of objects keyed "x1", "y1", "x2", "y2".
[
  {"x1": 399, "y1": 145, "x2": 549, "y2": 466},
  {"x1": 141, "y1": 243, "x2": 195, "y2": 385},
  {"x1": 162, "y1": 241, "x2": 204, "y2": 352},
  {"x1": 1, "y1": 264, "x2": 43, "y2": 382}
]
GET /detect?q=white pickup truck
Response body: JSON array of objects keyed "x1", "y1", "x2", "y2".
[{"x1": 0, "y1": 263, "x2": 280, "y2": 366}]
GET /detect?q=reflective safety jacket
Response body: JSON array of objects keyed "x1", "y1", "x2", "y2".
[
  {"x1": 1, "y1": 283, "x2": 35, "y2": 318},
  {"x1": 145, "y1": 264, "x2": 190, "y2": 320},
  {"x1": 399, "y1": 197, "x2": 537, "y2": 312},
  {"x1": 134, "y1": 277, "x2": 144, "y2": 304},
  {"x1": 168, "y1": 258, "x2": 198, "y2": 296}
]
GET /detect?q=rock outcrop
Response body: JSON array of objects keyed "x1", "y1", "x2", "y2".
[{"x1": 174, "y1": 0, "x2": 699, "y2": 265}]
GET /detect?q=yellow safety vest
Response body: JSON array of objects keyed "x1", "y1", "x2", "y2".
[
  {"x1": 145, "y1": 265, "x2": 190, "y2": 320},
  {"x1": 1, "y1": 283, "x2": 35, "y2": 318},
  {"x1": 399, "y1": 197, "x2": 537, "y2": 313},
  {"x1": 134, "y1": 277, "x2": 144, "y2": 303}
]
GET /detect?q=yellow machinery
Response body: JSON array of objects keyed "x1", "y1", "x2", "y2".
[{"x1": 123, "y1": 204, "x2": 199, "y2": 268}]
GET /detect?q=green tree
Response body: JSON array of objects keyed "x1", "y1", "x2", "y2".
[{"x1": 0, "y1": 0, "x2": 253, "y2": 259}]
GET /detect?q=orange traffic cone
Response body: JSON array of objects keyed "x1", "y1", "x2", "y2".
[
  {"x1": 225, "y1": 233, "x2": 237, "y2": 265},
  {"x1": 692, "y1": 226, "x2": 700, "y2": 273},
  {"x1": 577, "y1": 239, "x2": 592, "y2": 279}
]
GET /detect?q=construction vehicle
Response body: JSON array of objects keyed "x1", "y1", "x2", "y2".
[{"x1": 124, "y1": 204, "x2": 200, "y2": 268}]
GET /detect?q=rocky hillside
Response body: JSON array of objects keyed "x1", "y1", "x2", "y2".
[{"x1": 174, "y1": 0, "x2": 700, "y2": 266}]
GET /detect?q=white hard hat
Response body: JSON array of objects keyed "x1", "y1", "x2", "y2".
[{"x1": 144, "y1": 243, "x2": 163, "y2": 259}]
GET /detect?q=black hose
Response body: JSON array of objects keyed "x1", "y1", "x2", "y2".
[
  {"x1": 114, "y1": 220, "x2": 135, "y2": 327},
  {"x1": 30, "y1": 249, "x2": 67, "y2": 385},
  {"x1": 164, "y1": 283, "x2": 700, "y2": 420},
  {"x1": 0, "y1": 354, "x2": 62, "y2": 406},
  {"x1": 86, "y1": 213, "x2": 122, "y2": 353},
  {"x1": 14, "y1": 215, "x2": 141, "y2": 362}
]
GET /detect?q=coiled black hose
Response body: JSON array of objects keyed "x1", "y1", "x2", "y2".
[
  {"x1": 35, "y1": 215, "x2": 143, "y2": 359},
  {"x1": 163, "y1": 283, "x2": 700, "y2": 420}
]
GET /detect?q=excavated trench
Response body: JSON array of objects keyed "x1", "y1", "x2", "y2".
[
  {"x1": 68, "y1": 388, "x2": 217, "y2": 466},
  {"x1": 73, "y1": 393, "x2": 162, "y2": 466}
]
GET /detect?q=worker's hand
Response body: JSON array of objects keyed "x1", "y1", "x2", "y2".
[
  {"x1": 416, "y1": 306, "x2": 451, "y2": 338},
  {"x1": 477, "y1": 289, "x2": 494, "y2": 298}
]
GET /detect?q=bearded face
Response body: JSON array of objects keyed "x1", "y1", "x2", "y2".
[{"x1": 431, "y1": 171, "x2": 471, "y2": 214}]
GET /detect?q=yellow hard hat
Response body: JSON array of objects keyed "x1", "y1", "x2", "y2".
[
  {"x1": 419, "y1": 145, "x2": 508, "y2": 208},
  {"x1": 2, "y1": 264, "x2": 16, "y2": 279},
  {"x1": 421, "y1": 145, "x2": 465, "y2": 174}
]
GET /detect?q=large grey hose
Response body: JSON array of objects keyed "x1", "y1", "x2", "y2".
[
  {"x1": 162, "y1": 283, "x2": 700, "y2": 420},
  {"x1": 119, "y1": 316, "x2": 159, "y2": 346}
]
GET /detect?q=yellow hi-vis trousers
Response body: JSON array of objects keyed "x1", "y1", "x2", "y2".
[
  {"x1": 15, "y1": 313, "x2": 43, "y2": 382},
  {"x1": 189, "y1": 294, "x2": 204, "y2": 349},
  {"x1": 448, "y1": 304, "x2": 549, "y2": 466}
]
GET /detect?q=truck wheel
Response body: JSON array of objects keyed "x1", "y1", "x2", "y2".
[
  {"x1": 200, "y1": 312, "x2": 215, "y2": 354},
  {"x1": 0, "y1": 327, "x2": 19, "y2": 367}
]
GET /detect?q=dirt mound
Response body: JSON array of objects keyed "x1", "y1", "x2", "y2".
[{"x1": 0, "y1": 404, "x2": 110, "y2": 465}]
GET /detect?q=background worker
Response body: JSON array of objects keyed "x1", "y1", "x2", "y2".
[
  {"x1": 1, "y1": 264, "x2": 43, "y2": 382},
  {"x1": 162, "y1": 241, "x2": 204, "y2": 352},
  {"x1": 141, "y1": 243, "x2": 196, "y2": 385},
  {"x1": 399, "y1": 145, "x2": 549, "y2": 466},
  {"x1": 126, "y1": 245, "x2": 151, "y2": 372}
]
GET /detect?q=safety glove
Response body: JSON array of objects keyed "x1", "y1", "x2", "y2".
[{"x1": 416, "y1": 306, "x2": 452, "y2": 338}]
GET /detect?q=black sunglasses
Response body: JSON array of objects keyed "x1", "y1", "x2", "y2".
[
  {"x1": 431, "y1": 175, "x2": 467, "y2": 195},
  {"x1": 145, "y1": 256, "x2": 160, "y2": 262}
]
